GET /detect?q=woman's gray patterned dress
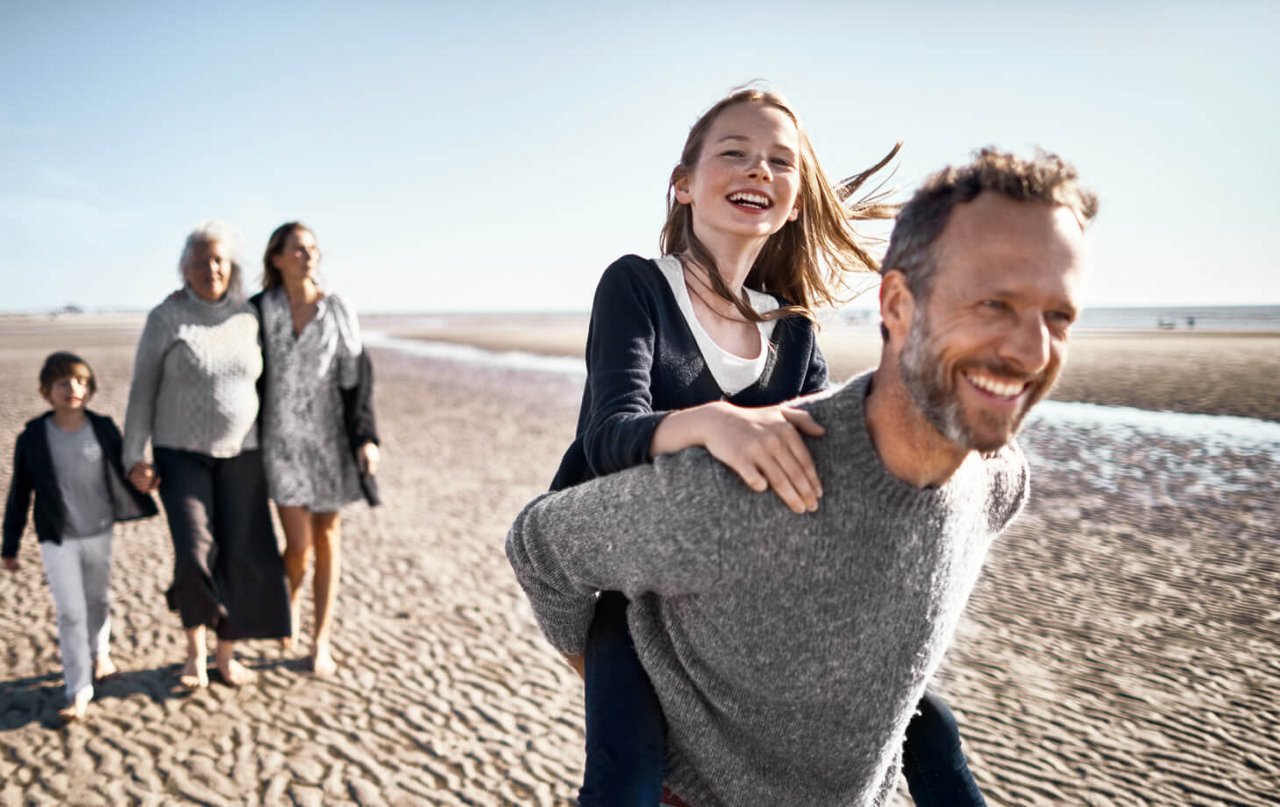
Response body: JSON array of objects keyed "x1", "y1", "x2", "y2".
[{"x1": 261, "y1": 287, "x2": 363, "y2": 512}]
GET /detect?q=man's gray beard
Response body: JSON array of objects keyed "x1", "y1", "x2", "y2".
[
  {"x1": 897, "y1": 310, "x2": 1037, "y2": 454},
  {"x1": 898, "y1": 311, "x2": 970, "y2": 448}
]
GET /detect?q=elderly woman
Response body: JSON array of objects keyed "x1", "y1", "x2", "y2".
[
  {"x1": 123, "y1": 221, "x2": 289, "y2": 687},
  {"x1": 252, "y1": 222, "x2": 379, "y2": 677}
]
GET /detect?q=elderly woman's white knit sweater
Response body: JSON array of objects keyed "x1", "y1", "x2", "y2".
[{"x1": 123, "y1": 291, "x2": 262, "y2": 469}]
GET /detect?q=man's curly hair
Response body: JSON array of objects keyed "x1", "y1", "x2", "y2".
[{"x1": 881, "y1": 148, "x2": 1098, "y2": 305}]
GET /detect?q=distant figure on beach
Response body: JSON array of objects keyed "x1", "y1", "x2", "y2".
[
  {"x1": 536, "y1": 84, "x2": 981, "y2": 806},
  {"x1": 3, "y1": 352, "x2": 158, "y2": 722},
  {"x1": 123, "y1": 221, "x2": 290, "y2": 688},
  {"x1": 253, "y1": 222, "x2": 380, "y2": 677},
  {"x1": 508, "y1": 148, "x2": 1097, "y2": 805}
]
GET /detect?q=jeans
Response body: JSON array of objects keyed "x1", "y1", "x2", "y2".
[
  {"x1": 39, "y1": 529, "x2": 113, "y2": 701},
  {"x1": 903, "y1": 688, "x2": 988, "y2": 806},
  {"x1": 577, "y1": 591, "x2": 666, "y2": 807}
]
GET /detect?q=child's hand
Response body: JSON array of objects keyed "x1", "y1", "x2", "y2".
[
  {"x1": 698, "y1": 402, "x2": 826, "y2": 514},
  {"x1": 2, "y1": 557, "x2": 18, "y2": 572},
  {"x1": 128, "y1": 461, "x2": 160, "y2": 493}
]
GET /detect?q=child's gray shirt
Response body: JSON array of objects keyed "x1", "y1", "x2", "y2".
[{"x1": 44, "y1": 419, "x2": 113, "y2": 539}]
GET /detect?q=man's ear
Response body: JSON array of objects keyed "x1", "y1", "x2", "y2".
[{"x1": 879, "y1": 270, "x2": 915, "y2": 345}]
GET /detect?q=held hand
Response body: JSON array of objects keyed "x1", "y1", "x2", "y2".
[
  {"x1": 700, "y1": 402, "x2": 826, "y2": 514},
  {"x1": 128, "y1": 461, "x2": 160, "y2": 493},
  {"x1": 563, "y1": 652, "x2": 586, "y2": 679},
  {"x1": 357, "y1": 441, "x2": 381, "y2": 476},
  {"x1": 2, "y1": 557, "x2": 17, "y2": 572}
]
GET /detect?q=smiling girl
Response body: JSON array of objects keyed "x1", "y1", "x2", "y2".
[{"x1": 543, "y1": 87, "x2": 987, "y2": 805}]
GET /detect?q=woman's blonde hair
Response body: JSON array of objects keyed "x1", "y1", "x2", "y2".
[{"x1": 659, "y1": 86, "x2": 898, "y2": 323}]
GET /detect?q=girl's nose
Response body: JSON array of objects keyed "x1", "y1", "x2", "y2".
[{"x1": 745, "y1": 156, "x2": 772, "y2": 181}]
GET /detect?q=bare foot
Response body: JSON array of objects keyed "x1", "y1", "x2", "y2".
[
  {"x1": 281, "y1": 596, "x2": 303, "y2": 650},
  {"x1": 93, "y1": 656, "x2": 119, "y2": 683},
  {"x1": 57, "y1": 691, "x2": 91, "y2": 723},
  {"x1": 215, "y1": 658, "x2": 258, "y2": 686},
  {"x1": 310, "y1": 643, "x2": 337, "y2": 677},
  {"x1": 178, "y1": 656, "x2": 208, "y2": 689}
]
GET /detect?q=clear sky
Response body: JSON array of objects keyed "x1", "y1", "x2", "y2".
[{"x1": 2, "y1": 0, "x2": 1276, "y2": 313}]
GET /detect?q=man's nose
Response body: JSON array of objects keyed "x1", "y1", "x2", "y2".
[{"x1": 999, "y1": 311, "x2": 1051, "y2": 374}]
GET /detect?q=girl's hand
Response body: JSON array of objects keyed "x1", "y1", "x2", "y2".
[
  {"x1": 128, "y1": 461, "x2": 160, "y2": 493},
  {"x1": 357, "y1": 441, "x2": 380, "y2": 476},
  {"x1": 654, "y1": 402, "x2": 826, "y2": 514},
  {"x1": 2, "y1": 557, "x2": 17, "y2": 572}
]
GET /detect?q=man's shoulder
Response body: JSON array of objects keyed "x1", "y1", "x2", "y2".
[{"x1": 979, "y1": 440, "x2": 1030, "y2": 531}]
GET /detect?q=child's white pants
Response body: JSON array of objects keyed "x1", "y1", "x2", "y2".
[{"x1": 38, "y1": 529, "x2": 113, "y2": 701}]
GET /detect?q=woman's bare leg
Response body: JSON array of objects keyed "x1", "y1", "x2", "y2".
[
  {"x1": 179, "y1": 625, "x2": 208, "y2": 688},
  {"x1": 277, "y1": 504, "x2": 314, "y2": 648},
  {"x1": 310, "y1": 511, "x2": 342, "y2": 676}
]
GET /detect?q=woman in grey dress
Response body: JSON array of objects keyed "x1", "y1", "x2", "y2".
[{"x1": 255, "y1": 222, "x2": 379, "y2": 676}]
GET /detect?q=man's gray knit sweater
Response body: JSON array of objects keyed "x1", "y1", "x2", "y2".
[
  {"x1": 123, "y1": 291, "x2": 263, "y2": 469},
  {"x1": 506, "y1": 371, "x2": 1028, "y2": 806}
]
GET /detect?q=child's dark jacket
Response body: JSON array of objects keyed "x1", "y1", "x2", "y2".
[{"x1": 3, "y1": 410, "x2": 159, "y2": 557}]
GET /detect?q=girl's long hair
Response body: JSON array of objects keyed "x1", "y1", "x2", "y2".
[{"x1": 659, "y1": 86, "x2": 899, "y2": 323}]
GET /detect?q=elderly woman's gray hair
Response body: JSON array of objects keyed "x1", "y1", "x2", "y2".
[{"x1": 178, "y1": 220, "x2": 244, "y2": 298}]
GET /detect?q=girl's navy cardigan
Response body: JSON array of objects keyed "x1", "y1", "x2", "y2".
[{"x1": 550, "y1": 255, "x2": 830, "y2": 491}]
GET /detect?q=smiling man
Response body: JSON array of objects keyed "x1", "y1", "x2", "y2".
[{"x1": 507, "y1": 149, "x2": 1096, "y2": 806}]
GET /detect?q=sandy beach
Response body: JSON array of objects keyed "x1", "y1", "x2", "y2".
[{"x1": 1, "y1": 314, "x2": 1277, "y2": 805}]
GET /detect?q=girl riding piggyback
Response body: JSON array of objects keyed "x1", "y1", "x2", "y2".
[{"x1": 547, "y1": 87, "x2": 980, "y2": 806}]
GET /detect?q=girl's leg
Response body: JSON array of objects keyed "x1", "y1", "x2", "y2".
[
  {"x1": 38, "y1": 539, "x2": 93, "y2": 705},
  {"x1": 577, "y1": 591, "x2": 666, "y2": 807},
  {"x1": 79, "y1": 530, "x2": 115, "y2": 680},
  {"x1": 902, "y1": 689, "x2": 987, "y2": 807},
  {"x1": 277, "y1": 504, "x2": 315, "y2": 648},
  {"x1": 309, "y1": 511, "x2": 341, "y2": 676}
]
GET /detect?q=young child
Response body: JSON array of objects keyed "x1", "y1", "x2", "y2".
[
  {"x1": 551, "y1": 87, "x2": 983, "y2": 806},
  {"x1": 2, "y1": 352, "x2": 157, "y2": 721}
]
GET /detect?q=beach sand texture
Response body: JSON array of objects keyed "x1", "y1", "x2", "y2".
[{"x1": 1, "y1": 316, "x2": 1277, "y2": 805}]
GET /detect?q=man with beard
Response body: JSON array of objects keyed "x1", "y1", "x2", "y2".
[{"x1": 506, "y1": 148, "x2": 1096, "y2": 806}]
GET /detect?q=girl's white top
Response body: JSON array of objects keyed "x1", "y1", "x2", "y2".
[{"x1": 653, "y1": 255, "x2": 779, "y2": 396}]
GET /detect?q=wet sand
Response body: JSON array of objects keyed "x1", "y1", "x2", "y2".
[{"x1": 1, "y1": 315, "x2": 1277, "y2": 805}]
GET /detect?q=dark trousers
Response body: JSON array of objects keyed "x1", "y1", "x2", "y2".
[
  {"x1": 154, "y1": 448, "x2": 290, "y2": 641},
  {"x1": 578, "y1": 592, "x2": 987, "y2": 806},
  {"x1": 578, "y1": 591, "x2": 665, "y2": 807}
]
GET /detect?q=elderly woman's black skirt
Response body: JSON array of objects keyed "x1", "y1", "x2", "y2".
[{"x1": 153, "y1": 447, "x2": 290, "y2": 640}]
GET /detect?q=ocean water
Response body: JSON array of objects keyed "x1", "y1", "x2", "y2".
[
  {"x1": 834, "y1": 304, "x2": 1280, "y2": 331},
  {"x1": 1072, "y1": 305, "x2": 1280, "y2": 332}
]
